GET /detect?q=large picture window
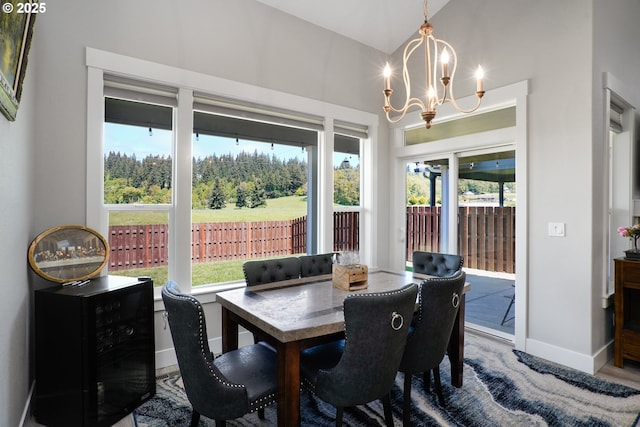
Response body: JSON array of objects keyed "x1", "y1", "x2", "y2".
[
  {"x1": 87, "y1": 49, "x2": 377, "y2": 294},
  {"x1": 103, "y1": 94, "x2": 175, "y2": 285},
  {"x1": 190, "y1": 109, "x2": 319, "y2": 286}
]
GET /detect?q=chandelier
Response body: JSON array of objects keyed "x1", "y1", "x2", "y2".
[{"x1": 382, "y1": 0, "x2": 484, "y2": 129}]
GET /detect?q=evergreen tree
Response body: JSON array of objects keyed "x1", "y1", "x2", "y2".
[
  {"x1": 209, "y1": 179, "x2": 226, "y2": 209},
  {"x1": 250, "y1": 179, "x2": 267, "y2": 208},
  {"x1": 236, "y1": 182, "x2": 249, "y2": 208}
]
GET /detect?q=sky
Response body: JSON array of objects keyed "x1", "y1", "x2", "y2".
[{"x1": 104, "y1": 123, "x2": 359, "y2": 167}]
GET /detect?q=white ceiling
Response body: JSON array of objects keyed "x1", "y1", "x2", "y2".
[{"x1": 253, "y1": 0, "x2": 450, "y2": 54}]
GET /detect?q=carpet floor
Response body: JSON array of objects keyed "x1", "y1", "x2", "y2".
[{"x1": 134, "y1": 333, "x2": 640, "y2": 426}]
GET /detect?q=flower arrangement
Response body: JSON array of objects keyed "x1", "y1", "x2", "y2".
[{"x1": 618, "y1": 224, "x2": 640, "y2": 251}]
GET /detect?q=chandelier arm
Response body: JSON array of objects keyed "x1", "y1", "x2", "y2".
[
  {"x1": 428, "y1": 35, "x2": 439, "y2": 110},
  {"x1": 446, "y1": 95, "x2": 483, "y2": 114},
  {"x1": 384, "y1": 37, "x2": 426, "y2": 117},
  {"x1": 441, "y1": 43, "x2": 483, "y2": 114},
  {"x1": 401, "y1": 37, "x2": 424, "y2": 102},
  {"x1": 385, "y1": 99, "x2": 427, "y2": 125},
  {"x1": 387, "y1": 98, "x2": 427, "y2": 114}
]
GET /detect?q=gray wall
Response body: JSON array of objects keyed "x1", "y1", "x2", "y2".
[{"x1": 0, "y1": 39, "x2": 36, "y2": 427}]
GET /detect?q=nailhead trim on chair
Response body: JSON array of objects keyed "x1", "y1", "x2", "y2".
[
  {"x1": 416, "y1": 273, "x2": 463, "y2": 323},
  {"x1": 165, "y1": 290, "x2": 244, "y2": 390},
  {"x1": 165, "y1": 287, "x2": 277, "y2": 413},
  {"x1": 248, "y1": 393, "x2": 277, "y2": 412}
]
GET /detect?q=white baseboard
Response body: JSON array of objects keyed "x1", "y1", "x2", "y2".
[
  {"x1": 155, "y1": 330, "x2": 255, "y2": 370},
  {"x1": 525, "y1": 337, "x2": 612, "y2": 374}
]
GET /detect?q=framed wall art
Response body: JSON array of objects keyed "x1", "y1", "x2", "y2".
[
  {"x1": 28, "y1": 225, "x2": 110, "y2": 284},
  {"x1": 0, "y1": 0, "x2": 38, "y2": 121}
]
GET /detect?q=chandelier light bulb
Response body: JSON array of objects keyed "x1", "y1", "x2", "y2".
[
  {"x1": 427, "y1": 86, "x2": 436, "y2": 108},
  {"x1": 383, "y1": 62, "x2": 392, "y2": 90},
  {"x1": 441, "y1": 49, "x2": 450, "y2": 78},
  {"x1": 475, "y1": 65, "x2": 485, "y2": 93}
]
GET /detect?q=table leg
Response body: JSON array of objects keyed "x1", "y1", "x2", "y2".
[
  {"x1": 221, "y1": 307, "x2": 238, "y2": 353},
  {"x1": 277, "y1": 340, "x2": 301, "y2": 427},
  {"x1": 447, "y1": 293, "x2": 466, "y2": 387}
]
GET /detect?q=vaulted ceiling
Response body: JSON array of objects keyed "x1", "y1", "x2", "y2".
[{"x1": 253, "y1": 0, "x2": 450, "y2": 54}]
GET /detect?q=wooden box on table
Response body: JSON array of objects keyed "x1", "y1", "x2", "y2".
[{"x1": 332, "y1": 264, "x2": 368, "y2": 291}]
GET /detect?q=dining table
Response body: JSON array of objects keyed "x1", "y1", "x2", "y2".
[{"x1": 217, "y1": 269, "x2": 470, "y2": 427}]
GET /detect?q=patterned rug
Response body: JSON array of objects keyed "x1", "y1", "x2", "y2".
[{"x1": 134, "y1": 333, "x2": 640, "y2": 426}]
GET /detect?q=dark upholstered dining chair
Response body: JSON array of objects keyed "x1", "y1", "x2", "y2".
[
  {"x1": 242, "y1": 257, "x2": 301, "y2": 286},
  {"x1": 161, "y1": 281, "x2": 277, "y2": 427},
  {"x1": 242, "y1": 257, "x2": 303, "y2": 345},
  {"x1": 299, "y1": 253, "x2": 334, "y2": 277},
  {"x1": 412, "y1": 251, "x2": 463, "y2": 277},
  {"x1": 398, "y1": 271, "x2": 466, "y2": 426},
  {"x1": 300, "y1": 283, "x2": 419, "y2": 427}
]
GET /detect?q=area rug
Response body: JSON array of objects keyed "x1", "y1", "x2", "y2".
[{"x1": 134, "y1": 333, "x2": 640, "y2": 426}]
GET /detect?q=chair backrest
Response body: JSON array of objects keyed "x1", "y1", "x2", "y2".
[
  {"x1": 161, "y1": 281, "x2": 249, "y2": 420},
  {"x1": 412, "y1": 251, "x2": 463, "y2": 277},
  {"x1": 299, "y1": 253, "x2": 334, "y2": 277},
  {"x1": 399, "y1": 271, "x2": 466, "y2": 374},
  {"x1": 314, "y1": 283, "x2": 418, "y2": 407},
  {"x1": 242, "y1": 257, "x2": 301, "y2": 286}
]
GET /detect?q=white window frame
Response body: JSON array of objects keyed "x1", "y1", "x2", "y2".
[
  {"x1": 602, "y1": 72, "x2": 637, "y2": 305},
  {"x1": 86, "y1": 47, "x2": 378, "y2": 296}
]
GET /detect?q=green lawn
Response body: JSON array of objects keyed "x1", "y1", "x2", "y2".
[
  {"x1": 109, "y1": 195, "x2": 307, "y2": 225},
  {"x1": 192, "y1": 195, "x2": 307, "y2": 222},
  {"x1": 111, "y1": 257, "x2": 292, "y2": 287}
]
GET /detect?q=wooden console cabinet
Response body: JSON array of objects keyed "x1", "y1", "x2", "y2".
[
  {"x1": 614, "y1": 258, "x2": 640, "y2": 367},
  {"x1": 35, "y1": 275, "x2": 155, "y2": 426}
]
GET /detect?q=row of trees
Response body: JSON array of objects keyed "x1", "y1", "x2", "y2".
[{"x1": 104, "y1": 151, "x2": 360, "y2": 208}]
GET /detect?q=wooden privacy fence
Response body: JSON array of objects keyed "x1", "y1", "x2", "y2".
[
  {"x1": 108, "y1": 225, "x2": 169, "y2": 271},
  {"x1": 108, "y1": 207, "x2": 514, "y2": 273},
  {"x1": 108, "y1": 212, "x2": 360, "y2": 271},
  {"x1": 406, "y1": 206, "x2": 516, "y2": 274}
]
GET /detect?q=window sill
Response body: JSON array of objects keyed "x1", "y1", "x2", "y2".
[{"x1": 153, "y1": 279, "x2": 246, "y2": 311}]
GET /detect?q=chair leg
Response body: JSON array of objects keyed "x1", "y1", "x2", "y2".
[
  {"x1": 423, "y1": 370, "x2": 431, "y2": 393},
  {"x1": 215, "y1": 420, "x2": 226, "y2": 427},
  {"x1": 258, "y1": 407, "x2": 265, "y2": 419},
  {"x1": 382, "y1": 394, "x2": 394, "y2": 427},
  {"x1": 335, "y1": 407, "x2": 344, "y2": 427},
  {"x1": 403, "y1": 373, "x2": 413, "y2": 427},
  {"x1": 433, "y1": 365, "x2": 445, "y2": 406},
  {"x1": 190, "y1": 410, "x2": 201, "y2": 427}
]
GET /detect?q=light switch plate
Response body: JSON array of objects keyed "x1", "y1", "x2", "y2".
[{"x1": 548, "y1": 222, "x2": 565, "y2": 237}]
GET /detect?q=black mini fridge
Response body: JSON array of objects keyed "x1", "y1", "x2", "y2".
[{"x1": 34, "y1": 275, "x2": 155, "y2": 427}]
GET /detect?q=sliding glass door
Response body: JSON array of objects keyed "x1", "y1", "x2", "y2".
[
  {"x1": 457, "y1": 150, "x2": 516, "y2": 336},
  {"x1": 405, "y1": 148, "x2": 516, "y2": 337}
]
